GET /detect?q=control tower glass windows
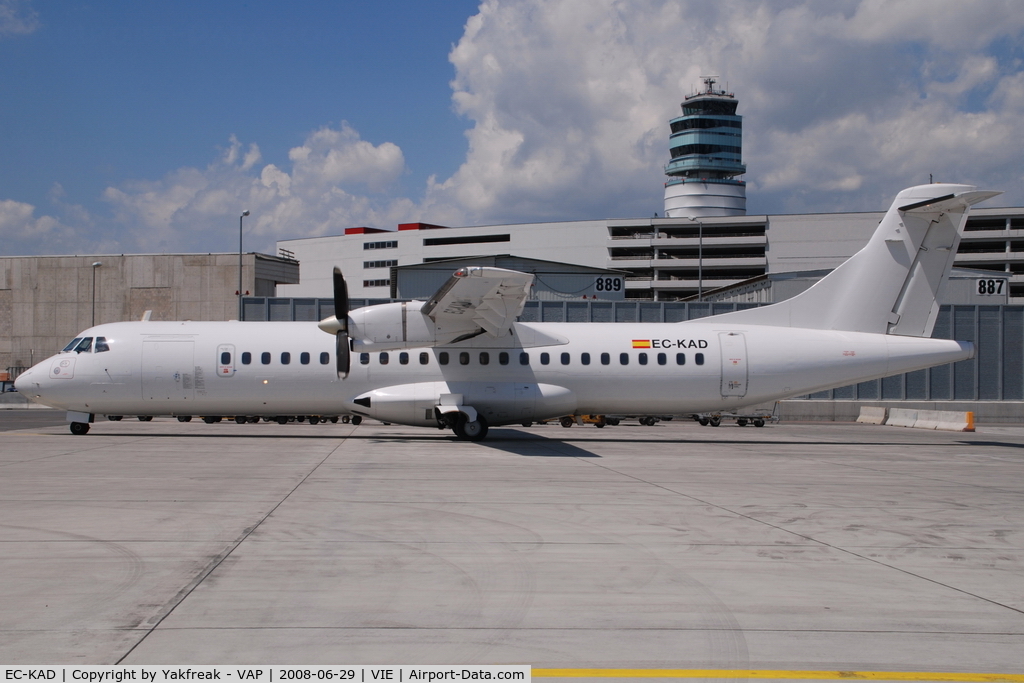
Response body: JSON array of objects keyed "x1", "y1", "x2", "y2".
[
  {"x1": 670, "y1": 118, "x2": 741, "y2": 133},
  {"x1": 670, "y1": 143, "x2": 742, "y2": 160},
  {"x1": 683, "y1": 99, "x2": 737, "y2": 116}
]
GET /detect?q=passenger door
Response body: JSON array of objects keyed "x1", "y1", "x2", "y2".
[
  {"x1": 719, "y1": 332, "x2": 748, "y2": 398},
  {"x1": 142, "y1": 341, "x2": 195, "y2": 402}
]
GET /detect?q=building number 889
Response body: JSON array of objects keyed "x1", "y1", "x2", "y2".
[{"x1": 595, "y1": 277, "x2": 622, "y2": 292}]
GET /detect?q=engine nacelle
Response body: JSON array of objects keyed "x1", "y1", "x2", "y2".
[
  {"x1": 349, "y1": 301, "x2": 435, "y2": 351},
  {"x1": 348, "y1": 301, "x2": 484, "y2": 351},
  {"x1": 347, "y1": 381, "x2": 577, "y2": 428}
]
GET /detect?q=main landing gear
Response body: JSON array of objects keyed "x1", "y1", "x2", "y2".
[{"x1": 453, "y1": 413, "x2": 489, "y2": 441}]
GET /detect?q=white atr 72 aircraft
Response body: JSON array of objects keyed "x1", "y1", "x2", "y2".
[{"x1": 16, "y1": 183, "x2": 999, "y2": 439}]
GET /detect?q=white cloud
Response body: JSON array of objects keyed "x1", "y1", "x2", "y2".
[
  {"x1": 43, "y1": 0, "x2": 1024, "y2": 255},
  {"x1": 418, "y1": 0, "x2": 1024, "y2": 222},
  {"x1": 0, "y1": 0, "x2": 38, "y2": 37},
  {"x1": 99, "y1": 124, "x2": 413, "y2": 253},
  {"x1": 0, "y1": 199, "x2": 90, "y2": 254}
]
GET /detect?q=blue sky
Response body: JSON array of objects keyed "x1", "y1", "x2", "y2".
[
  {"x1": 1, "y1": 0, "x2": 479, "y2": 244},
  {"x1": 2, "y1": 0, "x2": 1023, "y2": 256}
]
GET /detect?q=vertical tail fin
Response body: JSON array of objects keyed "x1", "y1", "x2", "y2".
[{"x1": 712, "y1": 184, "x2": 1000, "y2": 337}]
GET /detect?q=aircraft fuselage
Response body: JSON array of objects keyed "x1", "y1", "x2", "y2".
[{"x1": 16, "y1": 318, "x2": 973, "y2": 427}]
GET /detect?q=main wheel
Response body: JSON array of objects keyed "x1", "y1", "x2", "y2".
[
  {"x1": 69, "y1": 422, "x2": 90, "y2": 435},
  {"x1": 276, "y1": 416, "x2": 289, "y2": 425},
  {"x1": 177, "y1": 415, "x2": 192, "y2": 422},
  {"x1": 107, "y1": 415, "x2": 123, "y2": 421},
  {"x1": 559, "y1": 416, "x2": 574, "y2": 428},
  {"x1": 138, "y1": 415, "x2": 153, "y2": 422},
  {"x1": 308, "y1": 416, "x2": 320, "y2": 425},
  {"x1": 454, "y1": 413, "x2": 489, "y2": 441},
  {"x1": 235, "y1": 416, "x2": 247, "y2": 424},
  {"x1": 351, "y1": 415, "x2": 362, "y2": 425}
]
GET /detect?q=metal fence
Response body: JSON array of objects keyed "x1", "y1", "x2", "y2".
[{"x1": 242, "y1": 297, "x2": 1024, "y2": 402}]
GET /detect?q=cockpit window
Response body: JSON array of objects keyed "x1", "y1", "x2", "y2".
[
  {"x1": 63, "y1": 337, "x2": 84, "y2": 352},
  {"x1": 95, "y1": 337, "x2": 110, "y2": 353},
  {"x1": 74, "y1": 337, "x2": 93, "y2": 353}
]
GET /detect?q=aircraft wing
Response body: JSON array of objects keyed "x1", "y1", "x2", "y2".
[{"x1": 421, "y1": 267, "x2": 534, "y2": 340}]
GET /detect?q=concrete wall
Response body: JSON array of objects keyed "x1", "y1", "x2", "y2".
[
  {"x1": 771, "y1": 400, "x2": 1023, "y2": 424},
  {"x1": 1, "y1": 253, "x2": 298, "y2": 373}
]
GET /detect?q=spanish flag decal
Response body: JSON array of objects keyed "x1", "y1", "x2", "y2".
[{"x1": 632, "y1": 339, "x2": 652, "y2": 349}]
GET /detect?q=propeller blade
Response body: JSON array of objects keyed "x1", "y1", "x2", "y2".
[
  {"x1": 333, "y1": 267, "x2": 351, "y2": 378},
  {"x1": 333, "y1": 267, "x2": 349, "y2": 334},
  {"x1": 336, "y1": 333, "x2": 351, "y2": 378}
]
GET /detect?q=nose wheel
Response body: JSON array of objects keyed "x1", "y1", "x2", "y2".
[{"x1": 69, "y1": 422, "x2": 90, "y2": 435}]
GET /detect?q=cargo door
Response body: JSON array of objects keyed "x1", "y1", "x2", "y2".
[
  {"x1": 719, "y1": 332, "x2": 748, "y2": 398},
  {"x1": 142, "y1": 341, "x2": 195, "y2": 402}
]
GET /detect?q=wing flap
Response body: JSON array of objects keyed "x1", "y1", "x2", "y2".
[{"x1": 423, "y1": 267, "x2": 534, "y2": 339}]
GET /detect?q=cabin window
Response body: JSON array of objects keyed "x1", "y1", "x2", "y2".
[
  {"x1": 695, "y1": 353, "x2": 705, "y2": 365},
  {"x1": 300, "y1": 352, "x2": 310, "y2": 365},
  {"x1": 459, "y1": 351, "x2": 470, "y2": 365},
  {"x1": 519, "y1": 352, "x2": 530, "y2": 365},
  {"x1": 399, "y1": 352, "x2": 409, "y2": 365},
  {"x1": 95, "y1": 337, "x2": 110, "y2": 353},
  {"x1": 540, "y1": 352, "x2": 550, "y2": 365},
  {"x1": 561, "y1": 352, "x2": 570, "y2": 365},
  {"x1": 242, "y1": 352, "x2": 252, "y2": 365},
  {"x1": 221, "y1": 351, "x2": 231, "y2": 365},
  {"x1": 638, "y1": 353, "x2": 648, "y2": 366},
  {"x1": 439, "y1": 352, "x2": 449, "y2": 365},
  {"x1": 479, "y1": 352, "x2": 489, "y2": 365},
  {"x1": 379, "y1": 352, "x2": 389, "y2": 365},
  {"x1": 74, "y1": 338, "x2": 93, "y2": 353},
  {"x1": 261, "y1": 352, "x2": 271, "y2": 365},
  {"x1": 499, "y1": 352, "x2": 509, "y2": 365},
  {"x1": 619, "y1": 353, "x2": 629, "y2": 365},
  {"x1": 320, "y1": 352, "x2": 330, "y2": 365},
  {"x1": 419, "y1": 352, "x2": 430, "y2": 365},
  {"x1": 657, "y1": 353, "x2": 666, "y2": 365},
  {"x1": 63, "y1": 338, "x2": 83, "y2": 352},
  {"x1": 676, "y1": 353, "x2": 685, "y2": 365},
  {"x1": 581, "y1": 352, "x2": 590, "y2": 365},
  {"x1": 601, "y1": 352, "x2": 610, "y2": 365},
  {"x1": 359, "y1": 353, "x2": 370, "y2": 365},
  {"x1": 281, "y1": 352, "x2": 291, "y2": 365}
]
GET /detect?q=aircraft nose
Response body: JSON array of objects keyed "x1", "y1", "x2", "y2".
[
  {"x1": 14, "y1": 366, "x2": 42, "y2": 396},
  {"x1": 14, "y1": 367, "x2": 34, "y2": 393}
]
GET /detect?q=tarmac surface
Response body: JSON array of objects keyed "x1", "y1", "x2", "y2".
[{"x1": 1, "y1": 410, "x2": 1022, "y2": 677}]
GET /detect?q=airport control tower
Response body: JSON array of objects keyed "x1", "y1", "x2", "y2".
[{"x1": 663, "y1": 76, "x2": 746, "y2": 218}]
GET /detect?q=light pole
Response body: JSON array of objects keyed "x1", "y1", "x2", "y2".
[
  {"x1": 239, "y1": 210, "x2": 250, "y2": 320},
  {"x1": 91, "y1": 261, "x2": 102, "y2": 327},
  {"x1": 697, "y1": 219, "x2": 703, "y2": 301},
  {"x1": 685, "y1": 217, "x2": 704, "y2": 301}
]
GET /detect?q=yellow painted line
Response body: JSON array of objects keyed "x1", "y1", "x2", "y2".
[{"x1": 532, "y1": 670, "x2": 1024, "y2": 682}]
